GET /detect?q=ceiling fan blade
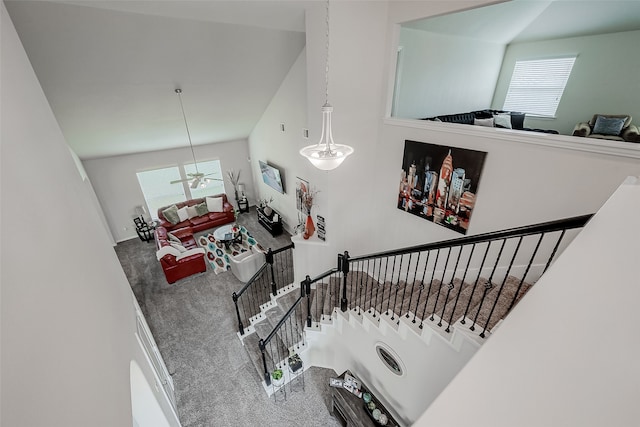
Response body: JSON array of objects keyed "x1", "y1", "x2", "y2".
[{"x1": 170, "y1": 178, "x2": 190, "y2": 184}]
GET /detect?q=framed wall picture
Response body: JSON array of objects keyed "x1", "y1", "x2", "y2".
[
  {"x1": 398, "y1": 140, "x2": 487, "y2": 235},
  {"x1": 295, "y1": 177, "x2": 309, "y2": 214}
]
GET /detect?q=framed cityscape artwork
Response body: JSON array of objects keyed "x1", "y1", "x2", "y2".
[{"x1": 398, "y1": 140, "x2": 487, "y2": 235}]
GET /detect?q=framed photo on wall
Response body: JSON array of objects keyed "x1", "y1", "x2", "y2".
[
  {"x1": 398, "y1": 140, "x2": 487, "y2": 235},
  {"x1": 295, "y1": 177, "x2": 309, "y2": 214}
]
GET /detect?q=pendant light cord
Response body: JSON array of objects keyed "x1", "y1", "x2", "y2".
[
  {"x1": 176, "y1": 88, "x2": 199, "y2": 174},
  {"x1": 324, "y1": 0, "x2": 330, "y2": 106}
]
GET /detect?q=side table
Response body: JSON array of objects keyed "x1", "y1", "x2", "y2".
[
  {"x1": 134, "y1": 217, "x2": 156, "y2": 242},
  {"x1": 330, "y1": 370, "x2": 399, "y2": 427},
  {"x1": 238, "y1": 198, "x2": 249, "y2": 213}
]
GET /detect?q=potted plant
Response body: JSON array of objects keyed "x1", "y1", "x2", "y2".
[
  {"x1": 271, "y1": 368, "x2": 284, "y2": 387},
  {"x1": 288, "y1": 353, "x2": 303, "y2": 373}
]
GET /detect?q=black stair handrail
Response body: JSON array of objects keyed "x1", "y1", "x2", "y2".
[
  {"x1": 349, "y1": 214, "x2": 592, "y2": 262},
  {"x1": 234, "y1": 243, "x2": 295, "y2": 299},
  {"x1": 232, "y1": 243, "x2": 295, "y2": 336}
]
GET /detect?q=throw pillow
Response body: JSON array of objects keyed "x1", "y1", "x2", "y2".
[
  {"x1": 162, "y1": 205, "x2": 180, "y2": 225},
  {"x1": 493, "y1": 114, "x2": 512, "y2": 129},
  {"x1": 474, "y1": 117, "x2": 494, "y2": 127},
  {"x1": 186, "y1": 205, "x2": 198, "y2": 219},
  {"x1": 194, "y1": 202, "x2": 209, "y2": 216},
  {"x1": 510, "y1": 112, "x2": 525, "y2": 129},
  {"x1": 206, "y1": 196, "x2": 224, "y2": 213},
  {"x1": 155, "y1": 245, "x2": 181, "y2": 260},
  {"x1": 167, "y1": 232, "x2": 181, "y2": 244},
  {"x1": 593, "y1": 115, "x2": 627, "y2": 136},
  {"x1": 177, "y1": 206, "x2": 189, "y2": 222},
  {"x1": 170, "y1": 242, "x2": 187, "y2": 252}
]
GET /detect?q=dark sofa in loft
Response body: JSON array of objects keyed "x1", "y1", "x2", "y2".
[{"x1": 422, "y1": 109, "x2": 559, "y2": 134}]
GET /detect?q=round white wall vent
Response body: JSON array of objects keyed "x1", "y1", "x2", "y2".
[{"x1": 375, "y1": 342, "x2": 405, "y2": 376}]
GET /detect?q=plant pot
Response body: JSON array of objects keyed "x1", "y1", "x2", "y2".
[
  {"x1": 271, "y1": 375, "x2": 284, "y2": 387},
  {"x1": 289, "y1": 359, "x2": 303, "y2": 373}
]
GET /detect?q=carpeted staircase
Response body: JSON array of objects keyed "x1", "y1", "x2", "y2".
[{"x1": 241, "y1": 270, "x2": 532, "y2": 384}]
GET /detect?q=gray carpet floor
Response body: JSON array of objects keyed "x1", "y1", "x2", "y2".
[{"x1": 115, "y1": 207, "x2": 341, "y2": 427}]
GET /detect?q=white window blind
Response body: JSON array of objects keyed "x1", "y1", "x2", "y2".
[
  {"x1": 136, "y1": 167, "x2": 186, "y2": 219},
  {"x1": 503, "y1": 56, "x2": 576, "y2": 117}
]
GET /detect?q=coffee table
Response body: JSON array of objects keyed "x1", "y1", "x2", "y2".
[{"x1": 213, "y1": 224, "x2": 242, "y2": 248}]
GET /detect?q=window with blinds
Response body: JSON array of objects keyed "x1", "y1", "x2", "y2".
[{"x1": 503, "y1": 56, "x2": 576, "y2": 118}]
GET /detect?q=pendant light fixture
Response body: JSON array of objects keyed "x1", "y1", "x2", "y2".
[
  {"x1": 299, "y1": 0, "x2": 354, "y2": 171},
  {"x1": 170, "y1": 88, "x2": 221, "y2": 189}
]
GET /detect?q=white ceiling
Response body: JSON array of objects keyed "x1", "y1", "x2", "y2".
[
  {"x1": 7, "y1": 0, "x2": 640, "y2": 159},
  {"x1": 5, "y1": 0, "x2": 310, "y2": 159},
  {"x1": 404, "y1": 0, "x2": 640, "y2": 44}
]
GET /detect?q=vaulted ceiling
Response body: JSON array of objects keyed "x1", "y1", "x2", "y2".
[
  {"x1": 5, "y1": 0, "x2": 309, "y2": 159},
  {"x1": 7, "y1": 0, "x2": 639, "y2": 159}
]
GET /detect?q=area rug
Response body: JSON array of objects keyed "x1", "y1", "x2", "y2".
[{"x1": 198, "y1": 226, "x2": 266, "y2": 274}]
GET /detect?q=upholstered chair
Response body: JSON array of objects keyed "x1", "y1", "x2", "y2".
[
  {"x1": 228, "y1": 248, "x2": 265, "y2": 283},
  {"x1": 573, "y1": 114, "x2": 639, "y2": 142}
]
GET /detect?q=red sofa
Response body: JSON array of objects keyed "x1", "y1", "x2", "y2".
[
  {"x1": 157, "y1": 194, "x2": 235, "y2": 233},
  {"x1": 155, "y1": 226, "x2": 207, "y2": 284}
]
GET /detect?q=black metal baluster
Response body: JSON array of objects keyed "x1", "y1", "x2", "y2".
[
  {"x1": 368, "y1": 259, "x2": 376, "y2": 314},
  {"x1": 543, "y1": 230, "x2": 566, "y2": 274},
  {"x1": 446, "y1": 243, "x2": 476, "y2": 332},
  {"x1": 507, "y1": 233, "x2": 544, "y2": 313},
  {"x1": 470, "y1": 238, "x2": 507, "y2": 332},
  {"x1": 461, "y1": 242, "x2": 491, "y2": 325},
  {"x1": 398, "y1": 253, "x2": 413, "y2": 317},
  {"x1": 385, "y1": 256, "x2": 397, "y2": 316},
  {"x1": 419, "y1": 249, "x2": 441, "y2": 329},
  {"x1": 412, "y1": 250, "x2": 430, "y2": 324},
  {"x1": 391, "y1": 254, "x2": 405, "y2": 321},
  {"x1": 405, "y1": 252, "x2": 421, "y2": 318},
  {"x1": 372, "y1": 258, "x2": 382, "y2": 317},
  {"x1": 431, "y1": 247, "x2": 453, "y2": 321},
  {"x1": 438, "y1": 246, "x2": 463, "y2": 327},
  {"x1": 480, "y1": 237, "x2": 523, "y2": 338}
]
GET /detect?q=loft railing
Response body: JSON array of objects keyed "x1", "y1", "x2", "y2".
[{"x1": 232, "y1": 243, "x2": 294, "y2": 335}]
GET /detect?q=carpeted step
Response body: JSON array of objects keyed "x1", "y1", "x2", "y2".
[
  {"x1": 253, "y1": 317, "x2": 288, "y2": 367},
  {"x1": 242, "y1": 329, "x2": 273, "y2": 385},
  {"x1": 467, "y1": 276, "x2": 533, "y2": 332}
]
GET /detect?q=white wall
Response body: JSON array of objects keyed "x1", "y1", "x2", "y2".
[
  {"x1": 83, "y1": 139, "x2": 253, "y2": 242},
  {"x1": 395, "y1": 28, "x2": 505, "y2": 119},
  {"x1": 248, "y1": 47, "x2": 309, "y2": 234},
  {"x1": 492, "y1": 30, "x2": 640, "y2": 135},
  {"x1": 1, "y1": 4, "x2": 173, "y2": 425},
  {"x1": 415, "y1": 176, "x2": 640, "y2": 427}
]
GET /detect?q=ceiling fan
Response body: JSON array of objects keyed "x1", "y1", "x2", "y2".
[{"x1": 170, "y1": 88, "x2": 223, "y2": 189}]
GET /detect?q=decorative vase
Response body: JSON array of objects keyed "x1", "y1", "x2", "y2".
[{"x1": 303, "y1": 214, "x2": 315, "y2": 239}]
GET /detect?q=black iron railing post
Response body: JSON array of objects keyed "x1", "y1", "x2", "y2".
[
  {"x1": 266, "y1": 248, "x2": 277, "y2": 296},
  {"x1": 258, "y1": 339, "x2": 271, "y2": 385},
  {"x1": 232, "y1": 292, "x2": 245, "y2": 335},
  {"x1": 340, "y1": 251, "x2": 350, "y2": 312},
  {"x1": 303, "y1": 275, "x2": 312, "y2": 327}
]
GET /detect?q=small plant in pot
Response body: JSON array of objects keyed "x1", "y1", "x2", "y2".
[
  {"x1": 288, "y1": 353, "x2": 303, "y2": 373},
  {"x1": 271, "y1": 368, "x2": 284, "y2": 387}
]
